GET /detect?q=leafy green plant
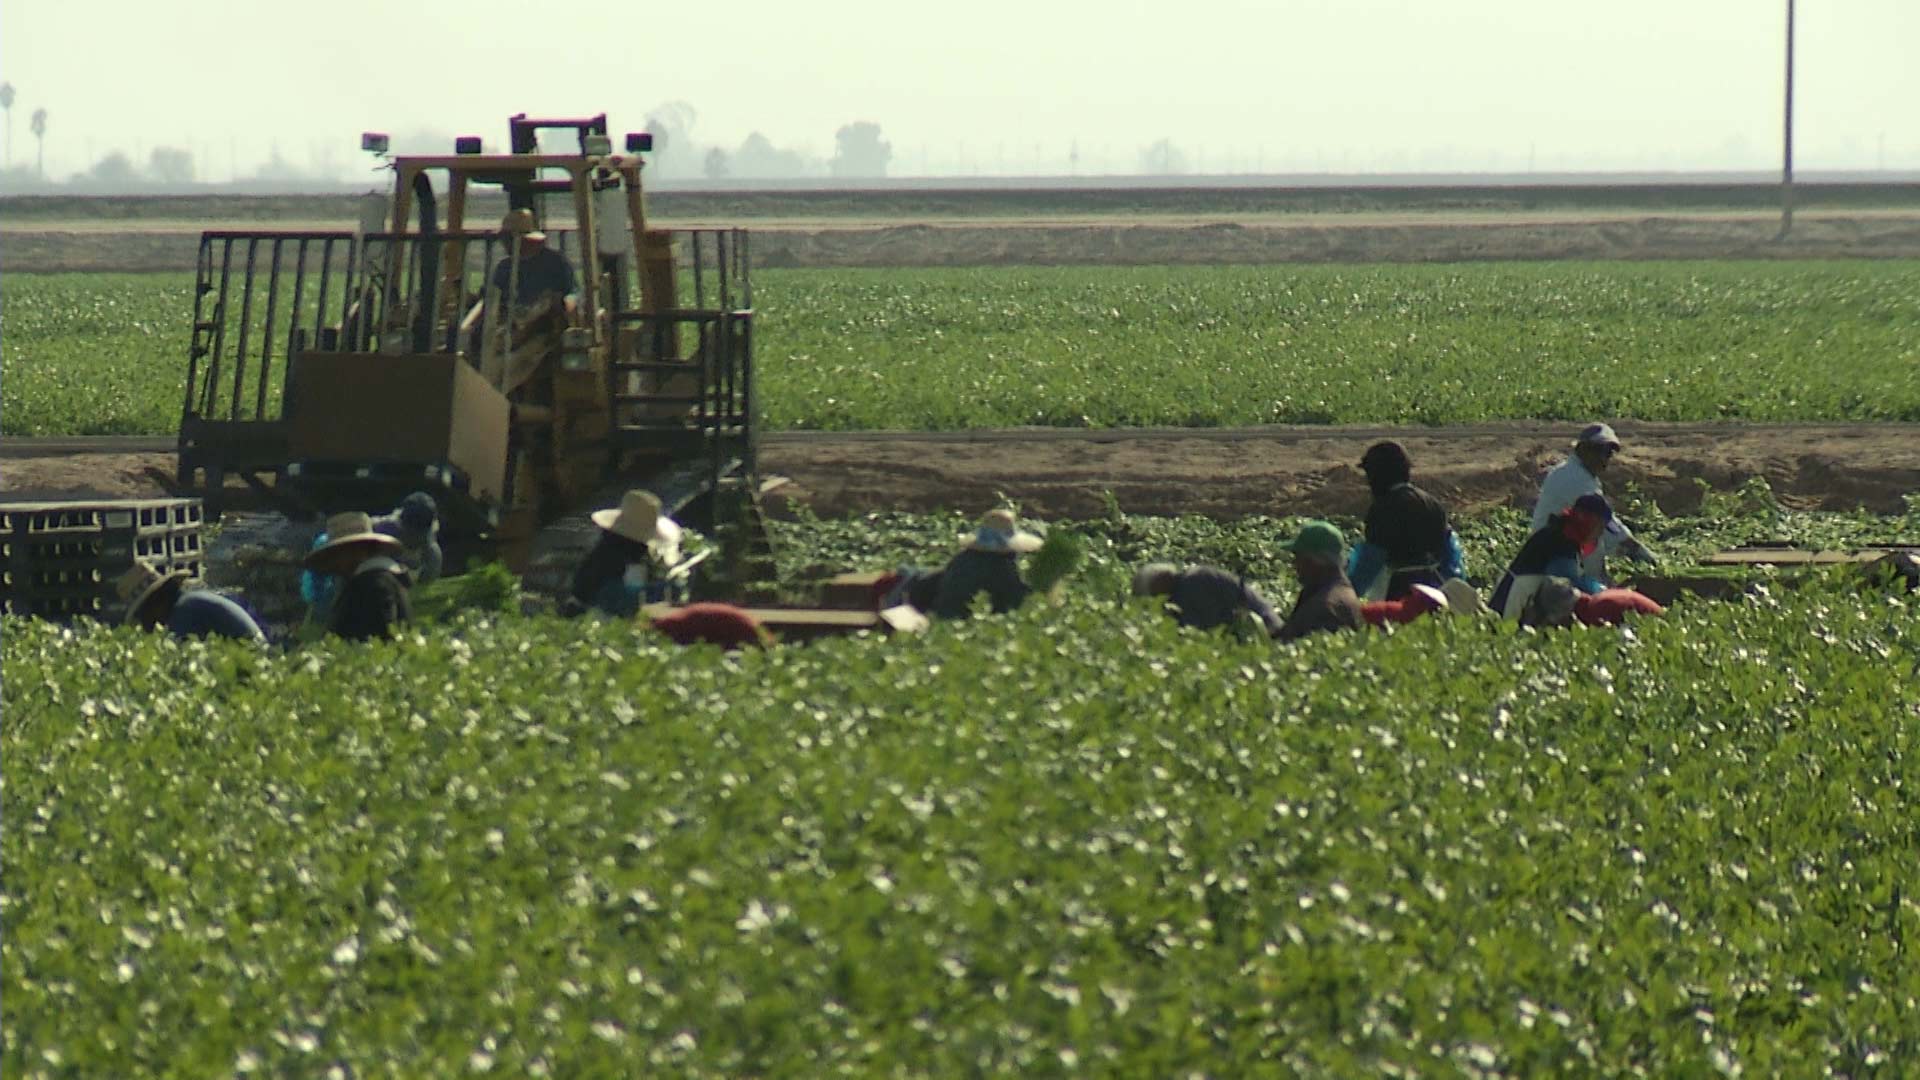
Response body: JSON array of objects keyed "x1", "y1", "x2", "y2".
[
  {"x1": 409, "y1": 561, "x2": 522, "y2": 622},
  {"x1": 1023, "y1": 526, "x2": 1083, "y2": 595},
  {"x1": 8, "y1": 261, "x2": 1919, "y2": 435},
  {"x1": 4, "y1": 572, "x2": 1917, "y2": 1076}
]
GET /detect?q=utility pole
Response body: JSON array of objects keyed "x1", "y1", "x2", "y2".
[
  {"x1": 30, "y1": 107, "x2": 46, "y2": 179},
  {"x1": 1777, "y1": 0, "x2": 1795, "y2": 239}
]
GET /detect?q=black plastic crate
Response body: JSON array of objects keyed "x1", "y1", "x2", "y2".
[{"x1": 0, "y1": 499, "x2": 206, "y2": 622}]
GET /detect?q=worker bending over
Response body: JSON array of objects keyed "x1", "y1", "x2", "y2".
[
  {"x1": 931, "y1": 510, "x2": 1041, "y2": 620},
  {"x1": 304, "y1": 512, "x2": 414, "y2": 642},
  {"x1": 571, "y1": 490, "x2": 683, "y2": 618},
  {"x1": 118, "y1": 562, "x2": 266, "y2": 643},
  {"x1": 1132, "y1": 562, "x2": 1283, "y2": 637},
  {"x1": 1490, "y1": 494, "x2": 1614, "y2": 620}
]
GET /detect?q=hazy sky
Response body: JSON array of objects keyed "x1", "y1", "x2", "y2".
[{"x1": 3, "y1": 0, "x2": 1916, "y2": 179}]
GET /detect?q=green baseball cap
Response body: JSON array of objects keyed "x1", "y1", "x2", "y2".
[{"x1": 1283, "y1": 520, "x2": 1345, "y2": 559}]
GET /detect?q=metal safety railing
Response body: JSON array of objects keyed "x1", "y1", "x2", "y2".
[
  {"x1": 183, "y1": 228, "x2": 593, "y2": 429},
  {"x1": 179, "y1": 222, "x2": 756, "y2": 511}
]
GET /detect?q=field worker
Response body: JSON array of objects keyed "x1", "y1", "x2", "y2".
[
  {"x1": 305, "y1": 511, "x2": 413, "y2": 642},
  {"x1": 299, "y1": 493, "x2": 439, "y2": 623},
  {"x1": 492, "y1": 209, "x2": 578, "y2": 316},
  {"x1": 1360, "y1": 582, "x2": 1451, "y2": 628},
  {"x1": 117, "y1": 561, "x2": 266, "y2": 643},
  {"x1": 1533, "y1": 423, "x2": 1658, "y2": 579},
  {"x1": 1132, "y1": 562, "x2": 1284, "y2": 636},
  {"x1": 372, "y1": 491, "x2": 443, "y2": 585},
  {"x1": 1867, "y1": 551, "x2": 1919, "y2": 594},
  {"x1": 1490, "y1": 494, "x2": 1613, "y2": 620},
  {"x1": 1347, "y1": 441, "x2": 1465, "y2": 601},
  {"x1": 930, "y1": 509, "x2": 1040, "y2": 620},
  {"x1": 571, "y1": 490, "x2": 683, "y2": 618},
  {"x1": 647, "y1": 602, "x2": 773, "y2": 650},
  {"x1": 1273, "y1": 520, "x2": 1364, "y2": 642}
]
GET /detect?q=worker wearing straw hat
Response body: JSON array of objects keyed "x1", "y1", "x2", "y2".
[
  {"x1": 570, "y1": 490, "x2": 685, "y2": 617},
  {"x1": 116, "y1": 561, "x2": 265, "y2": 643},
  {"x1": 929, "y1": 509, "x2": 1042, "y2": 620},
  {"x1": 305, "y1": 511, "x2": 413, "y2": 642}
]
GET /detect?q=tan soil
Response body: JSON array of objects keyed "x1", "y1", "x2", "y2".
[
  {"x1": 7, "y1": 423, "x2": 1917, "y2": 521},
  {"x1": 759, "y1": 423, "x2": 1920, "y2": 520},
  {"x1": 10, "y1": 211, "x2": 1920, "y2": 271}
]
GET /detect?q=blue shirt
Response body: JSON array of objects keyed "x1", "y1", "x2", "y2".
[
  {"x1": 301, "y1": 533, "x2": 338, "y2": 618},
  {"x1": 168, "y1": 590, "x2": 266, "y2": 643}
]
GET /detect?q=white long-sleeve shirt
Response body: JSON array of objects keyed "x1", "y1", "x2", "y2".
[{"x1": 1532, "y1": 455, "x2": 1632, "y2": 577}]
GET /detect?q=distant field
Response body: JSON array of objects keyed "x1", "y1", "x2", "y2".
[
  {"x1": 7, "y1": 184, "x2": 1920, "y2": 272},
  {"x1": 3, "y1": 262, "x2": 1917, "y2": 437},
  {"x1": 5, "y1": 181, "x2": 1920, "y2": 225}
]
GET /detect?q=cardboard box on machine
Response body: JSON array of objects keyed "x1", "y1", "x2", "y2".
[{"x1": 285, "y1": 351, "x2": 510, "y2": 503}]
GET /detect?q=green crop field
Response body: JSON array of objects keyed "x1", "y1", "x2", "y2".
[
  {"x1": 5, "y1": 261, "x2": 1918, "y2": 436},
  {"x1": 7, "y1": 497, "x2": 1920, "y2": 1075}
]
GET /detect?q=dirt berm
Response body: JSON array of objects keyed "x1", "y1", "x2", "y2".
[{"x1": 6, "y1": 423, "x2": 1916, "y2": 521}]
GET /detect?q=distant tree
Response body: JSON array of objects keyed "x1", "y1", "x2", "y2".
[
  {"x1": 703, "y1": 147, "x2": 729, "y2": 180},
  {"x1": 1138, "y1": 137, "x2": 1188, "y2": 176},
  {"x1": 149, "y1": 146, "x2": 194, "y2": 185},
  {"x1": 87, "y1": 151, "x2": 138, "y2": 187},
  {"x1": 732, "y1": 132, "x2": 815, "y2": 179},
  {"x1": 0, "y1": 83, "x2": 14, "y2": 169},
  {"x1": 30, "y1": 107, "x2": 47, "y2": 178},
  {"x1": 252, "y1": 147, "x2": 310, "y2": 182},
  {"x1": 830, "y1": 121, "x2": 891, "y2": 179},
  {"x1": 643, "y1": 101, "x2": 698, "y2": 177}
]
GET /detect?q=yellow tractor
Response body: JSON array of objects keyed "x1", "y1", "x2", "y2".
[{"x1": 177, "y1": 113, "x2": 761, "y2": 583}]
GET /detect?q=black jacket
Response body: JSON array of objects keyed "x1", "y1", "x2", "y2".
[
  {"x1": 1488, "y1": 518, "x2": 1586, "y2": 615},
  {"x1": 931, "y1": 549, "x2": 1031, "y2": 620},
  {"x1": 329, "y1": 559, "x2": 413, "y2": 642},
  {"x1": 1365, "y1": 484, "x2": 1452, "y2": 575}
]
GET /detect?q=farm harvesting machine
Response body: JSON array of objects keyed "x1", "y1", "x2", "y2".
[{"x1": 175, "y1": 113, "x2": 762, "y2": 586}]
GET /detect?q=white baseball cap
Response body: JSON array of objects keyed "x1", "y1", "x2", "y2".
[{"x1": 1575, "y1": 423, "x2": 1621, "y2": 449}]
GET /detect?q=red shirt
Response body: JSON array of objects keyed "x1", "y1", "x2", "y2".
[
  {"x1": 650, "y1": 603, "x2": 768, "y2": 649},
  {"x1": 1574, "y1": 589, "x2": 1665, "y2": 626},
  {"x1": 1361, "y1": 590, "x2": 1442, "y2": 628}
]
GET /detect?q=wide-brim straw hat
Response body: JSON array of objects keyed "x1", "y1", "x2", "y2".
[
  {"x1": 501, "y1": 208, "x2": 547, "y2": 243},
  {"x1": 591, "y1": 490, "x2": 683, "y2": 555},
  {"x1": 960, "y1": 509, "x2": 1042, "y2": 554},
  {"x1": 115, "y1": 560, "x2": 191, "y2": 624},
  {"x1": 304, "y1": 511, "x2": 404, "y2": 568}
]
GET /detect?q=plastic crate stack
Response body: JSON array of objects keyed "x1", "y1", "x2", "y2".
[{"x1": 0, "y1": 499, "x2": 205, "y2": 621}]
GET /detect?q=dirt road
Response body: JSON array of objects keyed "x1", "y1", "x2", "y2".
[{"x1": 5, "y1": 423, "x2": 1916, "y2": 519}]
